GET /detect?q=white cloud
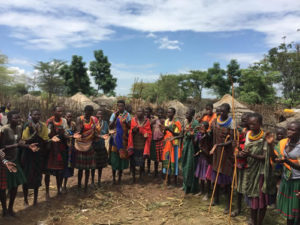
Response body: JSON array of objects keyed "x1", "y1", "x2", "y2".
[
  {"x1": 8, "y1": 58, "x2": 33, "y2": 67},
  {"x1": 0, "y1": 0, "x2": 300, "y2": 50},
  {"x1": 155, "y1": 37, "x2": 181, "y2": 50}
]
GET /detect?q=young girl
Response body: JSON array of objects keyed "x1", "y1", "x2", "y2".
[
  {"x1": 162, "y1": 107, "x2": 182, "y2": 186},
  {"x1": 62, "y1": 112, "x2": 76, "y2": 192},
  {"x1": 109, "y1": 100, "x2": 130, "y2": 184},
  {"x1": 0, "y1": 111, "x2": 37, "y2": 216},
  {"x1": 274, "y1": 121, "x2": 300, "y2": 225},
  {"x1": 182, "y1": 108, "x2": 199, "y2": 194},
  {"x1": 242, "y1": 113, "x2": 275, "y2": 225},
  {"x1": 73, "y1": 105, "x2": 97, "y2": 193},
  {"x1": 232, "y1": 112, "x2": 251, "y2": 217},
  {"x1": 91, "y1": 109, "x2": 109, "y2": 186},
  {"x1": 194, "y1": 121, "x2": 212, "y2": 199},
  {"x1": 127, "y1": 107, "x2": 152, "y2": 183},
  {"x1": 46, "y1": 106, "x2": 68, "y2": 197},
  {"x1": 21, "y1": 109, "x2": 49, "y2": 205}
]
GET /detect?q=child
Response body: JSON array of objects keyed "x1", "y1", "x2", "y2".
[{"x1": 194, "y1": 121, "x2": 212, "y2": 199}]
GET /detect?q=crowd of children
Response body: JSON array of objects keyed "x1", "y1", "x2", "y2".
[{"x1": 0, "y1": 100, "x2": 299, "y2": 225}]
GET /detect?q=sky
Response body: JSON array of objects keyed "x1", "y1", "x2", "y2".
[{"x1": 0, "y1": 0, "x2": 300, "y2": 96}]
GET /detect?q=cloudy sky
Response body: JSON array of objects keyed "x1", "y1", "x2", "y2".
[{"x1": 1, "y1": 0, "x2": 300, "y2": 96}]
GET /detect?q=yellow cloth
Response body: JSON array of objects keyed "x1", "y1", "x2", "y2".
[{"x1": 22, "y1": 122, "x2": 49, "y2": 141}]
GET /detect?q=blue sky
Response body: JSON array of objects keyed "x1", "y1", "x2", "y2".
[{"x1": 0, "y1": 0, "x2": 300, "y2": 96}]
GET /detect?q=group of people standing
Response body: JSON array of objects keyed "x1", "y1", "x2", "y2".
[{"x1": 0, "y1": 100, "x2": 299, "y2": 225}]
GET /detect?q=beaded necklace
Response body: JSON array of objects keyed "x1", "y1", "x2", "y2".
[
  {"x1": 216, "y1": 115, "x2": 232, "y2": 128},
  {"x1": 248, "y1": 129, "x2": 264, "y2": 141}
]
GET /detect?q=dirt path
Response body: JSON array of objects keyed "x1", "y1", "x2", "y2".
[{"x1": 0, "y1": 167, "x2": 284, "y2": 225}]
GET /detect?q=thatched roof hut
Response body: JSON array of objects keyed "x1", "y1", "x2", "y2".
[
  {"x1": 93, "y1": 95, "x2": 117, "y2": 109},
  {"x1": 65, "y1": 92, "x2": 100, "y2": 112},
  {"x1": 213, "y1": 94, "x2": 253, "y2": 121},
  {"x1": 166, "y1": 100, "x2": 188, "y2": 120}
]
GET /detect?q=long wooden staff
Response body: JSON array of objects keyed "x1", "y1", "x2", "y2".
[
  {"x1": 229, "y1": 78, "x2": 238, "y2": 224},
  {"x1": 208, "y1": 135, "x2": 230, "y2": 212}
]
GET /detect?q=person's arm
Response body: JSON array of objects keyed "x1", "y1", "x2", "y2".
[{"x1": 109, "y1": 112, "x2": 118, "y2": 129}]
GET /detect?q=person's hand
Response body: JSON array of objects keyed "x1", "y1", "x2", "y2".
[
  {"x1": 73, "y1": 133, "x2": 82, "y2": 139},
  {"x1": 296, "y1": 192, "x2": 300, "y2": 199},
  {"x1": 210, "y1": 144, "x2": 218, "y2": 155},
  {"x1": 101, "y1": 134, "x2": 110, "y2": 140},
  {"x1": 190, "y1": 130, "x2": 195, "y2": 136},
  {"x1": 265, "y1": 132, "x2": 275, "y2": 144},
  {"x1": 144, "y1": 133, "x2": 148, "y2": 138},
  {"x1": 275, "y1": 157, "x2": 286, "y2": 164},
  {"x1": 29, "y1": 143, "x2": 39, "y2": 152},
  {"x1": 241, "y1": 149, "x2": 250, "y2": 157},
  {"x1": 5, "y1": 161, "x2": 17, "y2": 173},
  {"x1": 0, "y1": 148, "x2": 5, "y2": 159},
  {"x1": 133, "y1": 126, "x2": 139, "y2": 133},
  {"x1": 51, "y1": 135, "x2": 61, "y2": 142}
]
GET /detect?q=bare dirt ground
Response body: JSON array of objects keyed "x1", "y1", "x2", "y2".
[{"x1": 0, "y1": 167, "x2": 284, "y2": 225}]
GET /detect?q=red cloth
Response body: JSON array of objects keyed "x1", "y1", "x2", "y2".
[
  {"x1": 237, "y1": 128, "x2": 248, "y2": 169},
  {"x1": 127, "y1": 117, "x2": 152, "y2": 157}
]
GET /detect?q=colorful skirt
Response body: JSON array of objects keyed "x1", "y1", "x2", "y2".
[
  {"x1": 94, "y1": 141, "x2": 108, "y2": 168},
  {"x1": 211, "y1": 170, "x2": 232, "y2": 185},
  {"x1": 246, "y1": 175, "x2": 272, "y2": 209},
  {"x1": 48, "y1": 142, "x2": 67, "y2": 171},
  {"x1": 276, "y1": 178, "x2": 300, "y2": 220},
  {"x1": 162, "y1": 145, "x2": 179, "y2": 176},
  {"x1": 131, "y1": 149, "x2": 144, "y2": 167},
  {"x1": 6, "y1": 163, "x2": 26, "y2": 190},
  {"x1": 0, "y1": 163, "x2": 7, "y2": 190},
  {"x1": 150, "y1": 140, "x2": 164, "y2": 162},
  {"x1": 109, "y1": 151, "x2": 129, "y2": 170},
  {"x1": 195, "y1": 154, "x2": 209, "y2": 181},
  {"x1": 74, "y1": 148, "x2": 96, "y2": 170}
]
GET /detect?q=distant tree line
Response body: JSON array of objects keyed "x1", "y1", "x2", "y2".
[{"x1": 131, "y1": 42, "x2": 300, "y2": 106}]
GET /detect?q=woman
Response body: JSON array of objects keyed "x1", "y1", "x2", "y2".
[
  {"x1": 242, "y1": 113, "x2": 275, "y2": 225},
  {"x1": 62, "y1": 112, "x2": 76, "y2": 192},
  {"x1": 91, "y1": 109, "x2": 109, "y2": 186},
  {"x1": 209, "y1": 103, "x2": 234, "y2": 212},
  {"x1": 127, "y1": 107, "x2": 152, "y2": 183},
  {"x1": 231, "y1": 112, "x2": 251, "y2": 217},
  {"x1": 74, "y1": 105, "x2": 97, "y2": 193},
  {"x1": 274, "y1": 121, "x2": 300, "y2": 225},
  {"x1": 21, "y1": 109, "x2": 49, "y2": 206},
  {"x1": 46, "y1": 106, "x2": 68, "y2": 197},
  {"x1": 162, "y1": 107, "x2": 182, "y2": 185},
  {"x1": 150, "y1": 108, "x2": 165, "y2": 177},
  {"x1": 182, "y1": 108, "x2": 199, "y2": 194},
  {"x1": 0, "y1": 111, "x2": 37, "y2": 216},
  {"x1": 109, "y1": 100, "x2": 131, "y2": 184}
]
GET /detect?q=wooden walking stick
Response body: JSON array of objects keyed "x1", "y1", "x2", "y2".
[
  {"x1": 229, "y1": 76, "x2": 238, "y2": 224},
  {"x1": 208, "y1": 135, "x2": 230, "y2": 213}
]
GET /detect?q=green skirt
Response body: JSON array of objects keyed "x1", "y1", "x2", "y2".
[
  {"x1": 276, "y1": 178, "x2": 300, "y2": 220},
  {"x1": 109, "y1": 151, "x2": 129, "y2": 170},
  {"x1": 7, "y1": 163, "x2": 26, "y2": 190},
  {"x1": 237, "y1": 168, "x2": 246, "y2": 194}
]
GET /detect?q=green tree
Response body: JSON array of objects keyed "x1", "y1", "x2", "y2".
[
  {"x1": 237, "y1": 67, "x2": 276, "y2": 104},
  {"x1": 89, "y1": 50, "x2": 117, "y2": 96},
  {"x1": 206, "y1": 62, "x2": 230, "y2": 97},
  {"x1": 60, "y1": 55, "x2": 94, "y2": 96},
  {"x1": 178, "y1": 70, "x2": 208, "y2": 101},
  {"x1": 265, "y1": 43, "x2": 300, "y2": 106},
  {"x1": 35, "y1": 59, "x2": 65, "y2": 104}
]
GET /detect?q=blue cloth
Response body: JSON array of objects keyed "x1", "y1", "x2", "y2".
[{"x1": 163, "y1": 145, "x2": 179, "y2": 176}]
